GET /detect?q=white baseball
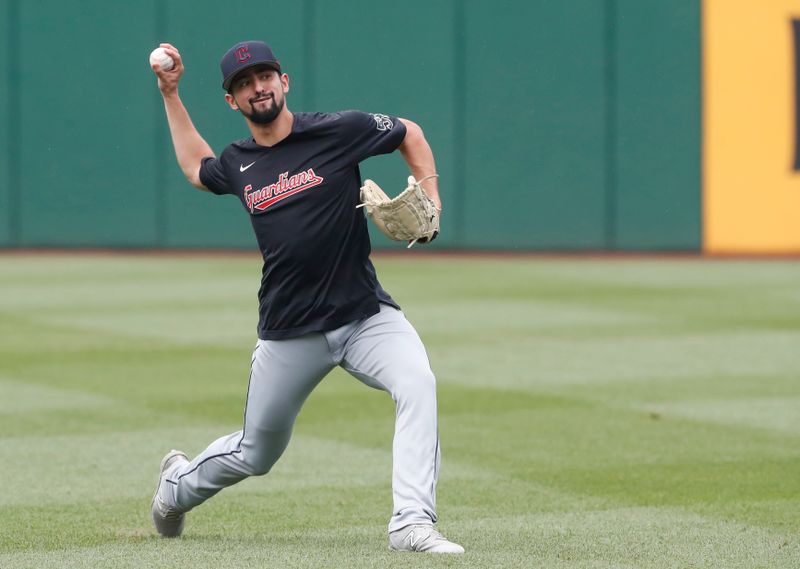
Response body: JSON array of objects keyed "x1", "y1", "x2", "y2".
[{"x1": 149, "y1": 47, "x2": 175, "y2": 71}]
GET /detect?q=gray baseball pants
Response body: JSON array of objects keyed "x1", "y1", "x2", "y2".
[{"x1": 163, "y1": 304, "x2": 440, "y2": 533}]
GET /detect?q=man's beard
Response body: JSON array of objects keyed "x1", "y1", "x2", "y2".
[{"x1": 240, "y1": 92, "x2": 285, "y2": 125}]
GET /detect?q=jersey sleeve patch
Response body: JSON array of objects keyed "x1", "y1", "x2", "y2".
[
  {"x1": 370, "y1": 113, "x2": 394, "y2": 131},
  {"x1": 337, "y1": 110, "x2": 407, "y2": 164}
]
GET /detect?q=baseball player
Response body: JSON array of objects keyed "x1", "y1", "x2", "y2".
[{"x1": 148, "y1": 40, "x2": 463, "y2": 554}]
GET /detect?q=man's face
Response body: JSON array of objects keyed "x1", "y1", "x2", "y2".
[{"x1": 225, "y1": 65, "x2": 288, "y2": 125}]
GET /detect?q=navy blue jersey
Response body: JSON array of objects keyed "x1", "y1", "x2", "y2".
[{"x1": 199, "y1": 111, "x2": 407, "y2": 340}]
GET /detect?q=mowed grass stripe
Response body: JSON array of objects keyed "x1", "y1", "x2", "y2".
[
  {"x1": 1, "y1": 508, "x2": 796, "y2": 569},
  {"x1": 0, "y1": 424, "x2": 491, "y2": 508},
  {"x1": 0, "y1": 378, "x2": 116, "y2": 413},
  {"x1": 2, "y1": 409, "x2": 489, "y2": 490},
  {"x1": 430, "y1": 329, "x2": 800, "y2": 390},
  {"x1": 644, "y1": 396, "x2": 800, "y2": 434},
  {"x1": 0, "y1": 255, "x2": 798, "y2": 568}
]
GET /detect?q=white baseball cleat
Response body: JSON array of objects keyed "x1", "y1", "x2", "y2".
[
  {"x1": 389, "y1": 524, "x2": 465, "y2": 554},
  {"x1": 151, "y1": 449, "x2": 189, "y2": 538}
]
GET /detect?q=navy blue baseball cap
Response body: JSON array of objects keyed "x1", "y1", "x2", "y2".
[{"x1": 221, "y1": 41, "x2": 281, "y2": 91}]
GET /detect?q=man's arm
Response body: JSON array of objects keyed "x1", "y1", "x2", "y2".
[
  {"x1": 151, "y1": 43, "x2": 214, "y2": 191},
  {"x1": 397, "y1": 118, "x2": 441, "y2": 210}
]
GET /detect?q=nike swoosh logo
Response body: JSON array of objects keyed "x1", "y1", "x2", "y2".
[{"x1": 240, "y1": 161, "x2": 256, "y2": 172}]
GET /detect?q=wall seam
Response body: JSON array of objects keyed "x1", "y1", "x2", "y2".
[
  {"x1": 604, "y1": 0, "x2": 617, "y2": 250},
  {"x1": 303, "y1": 0, "x2": 316, "y2": 111},
  {"x1": 8, "y1": 0, "x2": 20, "y2": 246},
  {"x1": 452, "y1": 0, "x2": 466, "y2": 245},
  {"x1": 153, "y1": 0, "x2": 168, "y2": 247},
  {"x1": 699, "y1": 0, "x2": 705, "y2": 252}
]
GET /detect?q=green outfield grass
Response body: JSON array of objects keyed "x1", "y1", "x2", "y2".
[{"x1": 0, "y1": 254, "x2": 798, "y2": 568}]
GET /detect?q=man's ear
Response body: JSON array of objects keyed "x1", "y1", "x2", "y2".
[{"x1": 225, "y1": 93, "x2": 239, "y2": 110}]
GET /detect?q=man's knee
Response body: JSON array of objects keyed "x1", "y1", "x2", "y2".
[
  {"x1": 392, "y1": 365, "x2": 437, "y2": 402},
  {"x1": 238, "y1": 428, "x2": 292, "y2": 476},
  {"x1": 244, "y1": 460, "x2": 273, "y2": 477}
]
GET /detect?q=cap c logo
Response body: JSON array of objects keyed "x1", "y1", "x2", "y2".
[{"x1": 236, "y1": 46, "x2": 251, "y2": 63}]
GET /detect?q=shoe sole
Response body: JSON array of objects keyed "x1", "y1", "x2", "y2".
[
  {"x1": 151, "y1": 450, "x2": 188, "y2": 538},
  {"x1": 389, "y1": 545, "x2": 465, "y2": 554}
]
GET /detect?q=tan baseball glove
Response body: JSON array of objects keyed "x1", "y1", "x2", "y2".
[{"x1": 357, "y1": 175, "x2": 440, "y2": 248}]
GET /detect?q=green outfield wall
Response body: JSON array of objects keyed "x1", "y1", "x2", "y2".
[{"x1": 0, "y1": 0, "x2": 701, "y2": 250}]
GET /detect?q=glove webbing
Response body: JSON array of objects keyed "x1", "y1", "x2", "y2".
[{"x1": 356, "y1": 174, "x2": 440, "y2": 247}]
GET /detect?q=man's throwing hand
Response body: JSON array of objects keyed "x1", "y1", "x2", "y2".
[{"x1": 150, "y1": 43, "x2": 184, "y2": 95}]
